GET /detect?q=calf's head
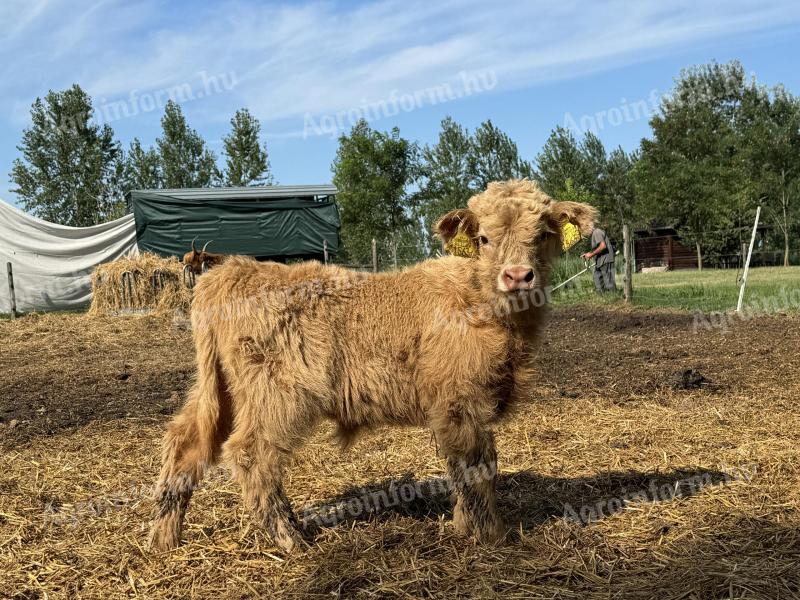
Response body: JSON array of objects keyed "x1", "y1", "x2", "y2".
[{"x1": 436, "y1": 179, "x2": 596, "y2": 308}]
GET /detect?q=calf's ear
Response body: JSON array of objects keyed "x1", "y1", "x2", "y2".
[
  {"x1": 435, "y1": 209, "x2": 479, "y2": 243},
  {"x1": 549, "y1": 201, "x2": 597, "y2": 236},
  {"x1": 435, "y1": 209, "x2": 480, "y2": 257}
]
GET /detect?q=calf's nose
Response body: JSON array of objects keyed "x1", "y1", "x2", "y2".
[{"x1": 502, "y1": 266, "x2": 535, "y2": 291}]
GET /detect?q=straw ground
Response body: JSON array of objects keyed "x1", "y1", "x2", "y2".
[{"x1": 1, "y1": 305, "x2": 799, "y2": 598}]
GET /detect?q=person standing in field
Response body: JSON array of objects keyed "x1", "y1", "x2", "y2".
[{"x1": 582, "y1": 226, "x2": 617, "y2": 293}]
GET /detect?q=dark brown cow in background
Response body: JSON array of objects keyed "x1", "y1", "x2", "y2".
[{"x1": 182, "y1": 238, "x2": 226, "y2": 274}]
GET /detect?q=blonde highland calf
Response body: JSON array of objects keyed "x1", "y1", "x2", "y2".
[{"x1": 148, "y1": 179, "x2": 596, "y2": 553}]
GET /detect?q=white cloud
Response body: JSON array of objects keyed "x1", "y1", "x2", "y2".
[{"x1": 1, "y1": 0, "x2": 799, "y2": 132}]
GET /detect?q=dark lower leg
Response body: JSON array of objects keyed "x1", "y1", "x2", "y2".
[
  {"x1": 231, "y1": 441, "x2": 303, "y2": 553},
  {"x1": 149, "y1": 470, "x2": 199, "y2": 551},
  {"x1": 247, "y1": 482, "x2": 303, "y2": 552},
  {"x1": 446, "y1": 430, "x2": 505, "y2": 543},
  {"x1": 149, "y1": 418, "x2": 208, "y2": 551}
]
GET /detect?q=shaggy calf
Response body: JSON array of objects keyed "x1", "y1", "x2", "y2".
[{"x1": 149, "y1": 180, "x2": 595, "y2": 552}]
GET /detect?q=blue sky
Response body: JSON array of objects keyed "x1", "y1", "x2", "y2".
[{"x1": 2, "y1": 0, "x2": 800, "y2": 209}]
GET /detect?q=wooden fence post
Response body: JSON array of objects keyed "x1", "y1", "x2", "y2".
[
  {"x1": 371, "y1": 238, "x2": 378, "y2": 273},
  {"x1": 7, "y1": 262, "x2": 17, "y2": 320},
  {"x1": 622, "y1": 223, "x2": 633, "y2": 303},
  {"x1": 668, "y1": 236, "x2": 674, "y2": 271},
  {"x1": 323, "y1": 239, "x2": 329, "y2": 265}
]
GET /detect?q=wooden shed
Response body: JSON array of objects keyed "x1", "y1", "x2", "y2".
[{"x1": 634, "y1": 227, "x2": 698, "y2": 271}]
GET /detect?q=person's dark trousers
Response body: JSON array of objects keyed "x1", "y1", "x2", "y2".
[{"x1": 593, "y1": 263, "x2": 617, "y2": 293}]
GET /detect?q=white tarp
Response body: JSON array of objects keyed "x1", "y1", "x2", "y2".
[{"x1": 0, "y1": 199, "x2": 139, "y2": 312}]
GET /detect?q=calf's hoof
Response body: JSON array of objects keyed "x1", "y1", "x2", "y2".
[
  {"x1": 270, "y1": 520, "x2": 306, "y2": 553},
  {"x1": 148, "y1": 519, "x2": 182, "y2": 552},
  {"x1": 474, "y1": 518, "x2": 507, "y2": 545},
  {"x1": 452, "y1": 502, "x2": 473, "y2": 536}
]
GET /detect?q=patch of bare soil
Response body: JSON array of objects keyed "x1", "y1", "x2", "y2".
[{"x1": 0, "y1": 314, "x2": 193, "y2": 447}]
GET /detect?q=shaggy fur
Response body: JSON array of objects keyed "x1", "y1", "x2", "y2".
[{"x1": 149, "y1": 180, "x2": 596, "y2": 552}]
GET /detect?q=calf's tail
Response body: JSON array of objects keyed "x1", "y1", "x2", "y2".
[{"x1": 149, "y1": 318, "x2": 232, "y2": 551}]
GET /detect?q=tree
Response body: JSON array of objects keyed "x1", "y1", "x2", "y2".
[
  {"x1": 157, "y1": 100, "x2": 220, "y2": 188},
  {"x1": 124, "y1": 138, "x2": 162, "y2": 191},
  {"x1": 414, "y1": 117, "x2": 473, "y2": 249},
  {"x1": 468, "y1": 119, "x2": 533, "y2": 190},
  {"x1": 10, "y1": 84, "x2": 123, "y2": 226},
  {"x1": 332, "y1": 120, "x2": 420, "y2": 264},
  {"x1": 599, "y1": 147, "x2": 638, "y2": 237},
  {"x1": 740, "y1": 84, "x2": 800, "y2": 266},
  {"x1": 534, "y1": 126, "x2": 590, "y2": 198},
  {"x1": 635, "y1": 61, "x2": 746, "y2": 269},
  {"x1": 222, "y1": 108, "x2": 273, "y2": 186}
]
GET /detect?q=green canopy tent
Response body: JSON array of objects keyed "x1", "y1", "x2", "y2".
[{"x1": 127, "y1": 185, "x2": 340, "y2": 261}]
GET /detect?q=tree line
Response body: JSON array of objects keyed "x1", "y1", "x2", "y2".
[
  {"x1": 10, "y1": 61, "x2": 800, "y2": 268},
  {"x1": 10, "y1": 85, "x2": 272, "y2": 226},
  {"x1": 333, "y1": 61, "x2": 800, "y2": 268}
]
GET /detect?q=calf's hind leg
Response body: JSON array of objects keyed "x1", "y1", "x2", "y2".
[
  {"x1": 222, "y1": 378, "x2": 315, "y2": 553},
  {"x1": 149, "y1": 394, "x2": 225, "y2": 551}
]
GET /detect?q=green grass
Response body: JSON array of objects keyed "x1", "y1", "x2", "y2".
[{"x1": 551, "y1": 263, "x2": 800, "y2": 313}]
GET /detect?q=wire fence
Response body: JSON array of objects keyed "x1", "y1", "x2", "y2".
[
  {"x1": 630, "y1": 233, "x2": 800, "y2": 271},
  {"x1": 4, "y1": 238, "x2": 799, "y2": 316}
]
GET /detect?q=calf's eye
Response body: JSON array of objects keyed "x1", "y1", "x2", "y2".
[{"x1": 478, "y1": 235, "x2": 489, "y2": 246}]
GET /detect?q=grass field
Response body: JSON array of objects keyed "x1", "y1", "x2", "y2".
[{"x1": 552, "y1": 262, "x2": 800, "y2": 313}]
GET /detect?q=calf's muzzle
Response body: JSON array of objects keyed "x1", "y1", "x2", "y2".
[{"x1": 501, "y1": 265, "x2": 535, "y2": 292}]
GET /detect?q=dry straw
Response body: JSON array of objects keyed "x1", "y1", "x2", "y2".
[
  {"x1": 90, "y1": 253, "x2": 192, "y2": 316},
  {"x1": 2, "y1": 304, "x2": 799, "y2": 598}
]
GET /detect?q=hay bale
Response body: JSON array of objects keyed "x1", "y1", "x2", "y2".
[{"x1": 89, "y1": 253, "x2": 192, "y2": 315}]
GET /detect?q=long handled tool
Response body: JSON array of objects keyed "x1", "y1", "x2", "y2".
[
  {"x1": 552, "y1": 250, "x2": 621, "y2": 293},
  {"x1": 551, "y1": 261, "x2": 593, "y2": 292}
]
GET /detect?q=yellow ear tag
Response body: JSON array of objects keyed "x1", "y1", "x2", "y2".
[
  {"x1": 561, "y1": 221, "x2": 581, "y2": 251},
  {"x1": 445, "y1": 228, "x2": 476, "y2": 258}
]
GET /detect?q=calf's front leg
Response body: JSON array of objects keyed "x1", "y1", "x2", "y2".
[
  {"x1": 439, "y1": 425, "x2": 506, "y2": 543},
  {"x1": 225, "y1": 434, "x2": 304, "y2": 553}
]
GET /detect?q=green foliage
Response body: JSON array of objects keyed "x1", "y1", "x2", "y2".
[
  {"x1": 558, "y1": 178, "x2": 593, "y2": 204},
  {"x1": 10, "y1": 84, "x2": 124, "y2": 226},
  {"x1": 738, "y1": 83, "x2": 800, "y2": 266},
  {"x1": 223, "y1": 108, "x2": 273, "y2": 186},
  {"x1": 414, "y1": 117, "x2": 534, "y2": 251},
  {"x1": 332, "y1": 120, "x2": 420, "y2": 264},
  {"x1": 467, "y1": 119, "x2": 534, "y2": 190},
  {"x1": 124, "y1": 138, "x2": 162, "y2": 193},
  {"x1": 635, "y1": 61, "x2": 747, "y2": 267},
  {"x1": 600, "y1": 146, "x2": 638, "y2": 235},
  {"x1": 156, "y1": 101, "x2": 220, "y2": 188},
  {"x1": 414, "y1": 117, "x2": 473, "y2": 249},
  {"x1": 534, "y1": 126, "x2": 593, "y2": 197},
  {"x1": 535, "y1": 127, "x2": 640, "y2": 243}
]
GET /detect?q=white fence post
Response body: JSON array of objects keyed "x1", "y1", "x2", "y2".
[{"x1": 736, "y1": 206, "x2": 761, "y2": 314}]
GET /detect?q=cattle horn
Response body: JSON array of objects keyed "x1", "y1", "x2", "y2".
[
  {"x1": 191, "y1": 237, "x2": 198, "y2": 253},
  {"x1": 201, "y1": 240, "x2": 213, "y2": 253}
]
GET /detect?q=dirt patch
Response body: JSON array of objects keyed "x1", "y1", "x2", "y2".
[{"x1": 0, "y1": 313, "x2": 193, "y2": 447}]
